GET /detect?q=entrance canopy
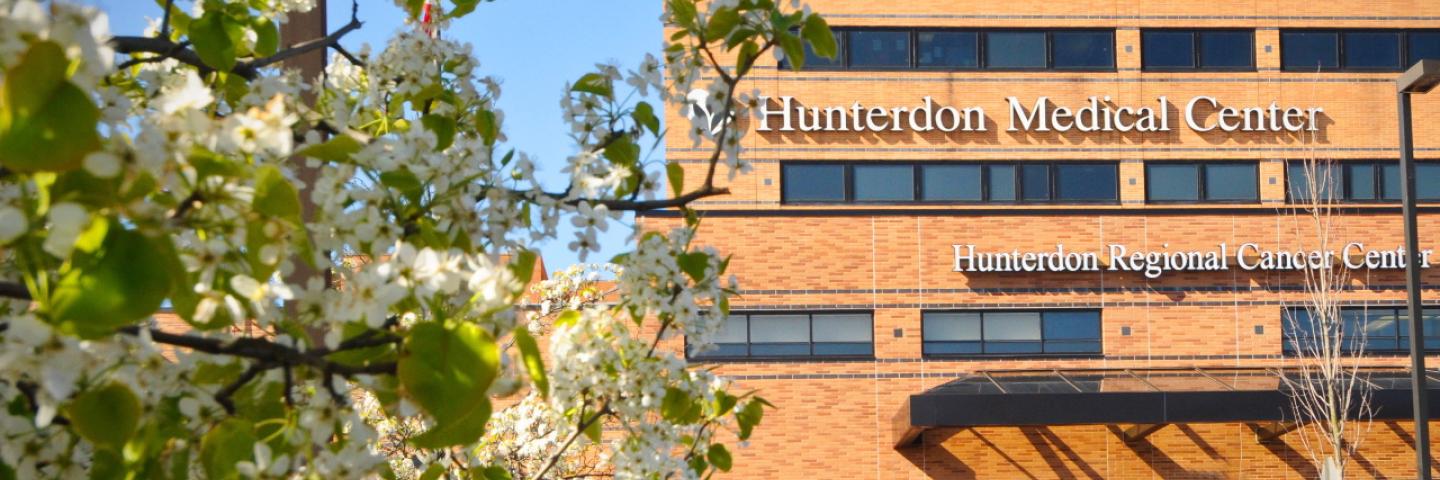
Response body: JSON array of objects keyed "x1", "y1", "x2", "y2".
[{"x1": 894, "y1": 367, "x2": 1440, "y2": 448}]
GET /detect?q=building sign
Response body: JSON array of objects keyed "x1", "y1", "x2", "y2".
[
  {"x1": 756, "y1": 96, "x2": 1323, "y2": 134},
  {"x1": 952, "y1": 243, "x2": 1433, "y2": 279}
]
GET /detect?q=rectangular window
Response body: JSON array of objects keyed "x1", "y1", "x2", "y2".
[
  {"x1": 1145, "y1": 162, "x2": 1258, "y2": 203},
  {"x1": 848, "y1": 30, "x2": 911, "y2": 68},
  {"x1": 1283, "y1": 30, "x2": 1440, "y2": 71},
  {"x1": 787, "y1": 28, "x2": 1114, "y2": 71},
  {"x1": 917, "y1": 31, "x2": 978, "y2": 68},
  {"x1": 1051, "y1": 31, "x2": 1115, "y2": 69},
  {"x1": 986, "y1": 31, "x2": 1047, "y2": 68},
  {"x1": 1142, "y1": 30, "x2": 1255, "y2": 70},
  {"x1": 1283, "y1": 306, "x2": 1440, "y2": 355},
  {"x1": 781, "y1": 164, "x2": 845, "y2": 202},
  {"x1": 1287, "y1": 161, "x2": 1440, "y2": 203},
  {"x1": 923, "y1": 310, "x2": 1102, "y2": 357},
  {"x1": 781, "y1": 162, "x2": 1119, "y2": 204},
  {"x1": 1054, "y1": 164, "x2": 1118, "y2": 202},
  {"x1": 853, "y1": 165, "x2": 915, "y2": 202},
  {"x1": 689, "y1": 312, "x2": 874, "y2": 360},
  {"x1": 921, "y1": 165, "x2": 982, "y2": 201}
]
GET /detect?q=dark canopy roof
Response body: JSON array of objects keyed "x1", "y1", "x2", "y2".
[{"x1": 894, "y1": 367, "x2": 1440, "y2": 447}]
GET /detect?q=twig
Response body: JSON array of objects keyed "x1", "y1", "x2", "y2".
[
  {"x1": 159, "y1": 0, "x2": 175, "y2": 39},
  {"x1": 0, "y1": 281, "x2": 29, "y2": 301},
  {"x1": 216, "y1": 362, "x2": 267, "y2": 414}
]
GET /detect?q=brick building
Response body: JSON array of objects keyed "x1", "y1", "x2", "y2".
[{"x1": 645, "y1": 1, "x2": 1440, "y2": 478}]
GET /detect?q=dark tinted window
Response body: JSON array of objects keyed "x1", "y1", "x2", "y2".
[
  {"x1": 1142, "y1": 31, "x2": 1195, "y2": 68},
  {"x1": 1282, "y1": 32, "x2": 1339, "y2": 70},
  {"x1": 853, "y1": 165, "x2": 915, "y2": 201},
  {"x1": 1147, "y1": 164, "x2": 1200, "y2": 201},
  {"x1": 1200, "y1": 31, "x2": 1253, "y2": 68},
  {"x1": 924, "y1": 310, "x2": 1102, "y2": 357},
  {"x1": 690, "y1": 312, "x2": 873, "y2": 359},
  {"x1": 1287, "y1": 162, "x2": 1339, "y2": 202},
  {"x1": 1343, "y1": 31, "x2": 1401, "y2": 69},
  {"x1": 1382, "y1": 163, "x2": 1402, "y2": 201},
  {"x1": 988, "y1": 165, "x2": 1016, "y2": 201},
  {"x1": 921, "y1": 165, "x2": 982, "y2": 201},
  {"x1": 1284, "y1": 306, "x2": 1440, "y2": 355},
  {"x1": 1420, "y1": 164, "x2": 1440, "y2": 200},
  {"x1": 848, "y1": 30, "x2": 910, "y2": 68},
  {"x1": 1052, "y1": 31, "x2": 1114, "y2": 68},
  {"x1": 1346, "y1": 163, "x2": 1376, "y2": 200},
  {"x1": 917, "y1": 31, "x2": 978, "y2": 68},
  {"x1": 782, "y1": 164, "x2": 845, "y2": 202},
  {"x1": 801, "y1": 31, "x2": 843, "y2": 69},
  {"x1": 1410, "y1": 32, "x2": 1440, "y2": 66},
  {"x1": 1020, "y1": 164, "x2": 1051, "y2": 201},
  {"x1": 1204, "y1": 163, "x2": 1258, "y2": 201},
  {"x1": 987, "y1": 31, "x2": 1047, "y2": 68},
  {"x1": 1054, "y1": 164, "x2": 1116, "y2": 201}
]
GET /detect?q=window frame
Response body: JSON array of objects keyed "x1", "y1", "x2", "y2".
[
  {"x1": 687, "y1": 311, "x2": 876, "y2": 361},
  {"x1": 778, "y1": 161, "x2": 1121, "y2": 206},
  {"x1": 1144, "y1": 161, "x2": 1261, "y2": 204},
  {"x1": 921, "y1": 309, "x2": 1104, "y2": 359},
  {"x1": 1284, "y1": 160, "x2": 1440, "y2": 204},
  {"x1": 1140, "y1": 29, "x2": 1257, "y2": 72},
  {"x1": 1282, "y1": 306, "x2": 1440, "y2": 356},
  {"x1": 1281, "y1": 29, "x2": 1439, "y2": 72},
  {"x1": 782, "y1": 27, "x2": 1117, "y2": 72}
]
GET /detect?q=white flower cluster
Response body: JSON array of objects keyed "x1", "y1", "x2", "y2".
[{"x1": 618, "y1": 228, "x2": 736, "y2": 352}]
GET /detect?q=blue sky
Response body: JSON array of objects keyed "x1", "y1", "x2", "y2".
[{"x1": 87, "y1": 0, "x2": 662, "y2": 272}]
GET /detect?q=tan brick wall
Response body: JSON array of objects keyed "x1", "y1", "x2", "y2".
[{"x1": 658, "y1": 2, "x2": 1440, "y2": 477}]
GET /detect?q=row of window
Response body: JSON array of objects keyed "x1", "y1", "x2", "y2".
[
  {"x1": 780, "y1": 161, "x2": 1440, "y2": 205},
  {"x1": 1283, "y1": 307, "x2": 1440, "y2": 354},
  {"x1": 782, "y1": 163, "x2": 1118, "y2": 204},
  {"x1": 687, "y1": 307, "x2": 1440, "y2": 360},
  {"x1": 789, "y1": 28, "x2": 1440, "y2": 72}
]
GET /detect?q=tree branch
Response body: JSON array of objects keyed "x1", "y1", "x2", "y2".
[
  {"x1": 109, "y1": 12, "x2": 363, "y2": 81},
  {"x1": 0, "y1": 281, "x2": 29, "y2": 301}
]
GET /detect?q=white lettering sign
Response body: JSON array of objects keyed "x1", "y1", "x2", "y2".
[
  {"x1": 952, "y1": 243, "x2": 1432, "y2": 279},
  {"x1": 756, "y1": 96, "x2": 1322, "y2": 134}
]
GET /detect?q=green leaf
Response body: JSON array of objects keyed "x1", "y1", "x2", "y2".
[
  {"x1": 661, "y1": 387, "x2": 690, "y2": 422},
  {"x1": 420, "y1": 114, "x2": 455, "y2": 151},
  {"x1": 602, "y1": 135, "x2": 639, "y2": 168},
  {"x1": 668, "y1": 0, "x2": 697, "y2": 28},
  {"x1": 676, "y1": 252, "x2": 710, "y2": 282},
  {"x1": 65, "y1": 383, "x2": 141, "y2": 450},
  {"x1": 736, "y1": 398, "x2": 766, "y2": 440},
  {"x1": 399, "y1": 321, "x2": 500, "y2": 448},
  {"x1": 582, "y1": 412, "x2": 602, "y2": 443},
  {"x1": 199, "y1": 419, "x2": 255, "y2": 480},
  {"x1": 736, "y1": 40, "x2": 760, "y2": 77},
  {"x1": 252, "y1": 165, "x2": 301, "y2": 224},
  {"x1": 571, "y1": 73, "x2": 613, "y2": 98},
  {"x1": 778, "y1": 32, "x2": 805, "y2": 71},
  {"x1": 507, "y1": 249, "x2": 538, "y2": 286},
  {"x1": 471, "y1": 466, "x2": 512, "y2": 480},
  {"x1": 708, "y1": 444, "x2": 733, "y2": 472},
  {"x1": 666, "y1": 162, "x2": 685, "y2": 197},
  {"x1": 687, "y1": 455, "x2": 708, "y2": 476},
  {"x1": 554, "y1": 310, "x2": 580, "y2": 328},
  {"x1": 800, "y1": 14, "x2": 837, "y2": 60},
  {"x1": 475, "y1": 110, "x2": 499, "y2": 146},
  {"x1": 252, "y1": 17, "x2": 279, "y2": 57},
  {"x1": 631, "y1": 101, "x2": 659, "y2": 136},
  {"x1": 514, "y1": 327, "x2": 549, "y2": 399},
  {"x1": 50, "y1": 229, "x2": 177, "y2": 338},
  {"x1": 296, "y1": 134, "x2": 364, "y2": 162},
  {"x1": 705, "y1": 7, "x2": 742, "y2": 41},
  {"x1": 418, "y1": 465, "x2": 444, "y2": 480},
  {"x1": 380, "y1": 169, "x2": 424, "y2": 205},
  {"x1": 450, "y1": 0, "x2": 481, "y2": 19},
  {"x1": 190, "y1": 11, "x2": 237, "y2": 71},
  {"x1": 0, "y1": 41, "x2": 100, "y2": 173}
]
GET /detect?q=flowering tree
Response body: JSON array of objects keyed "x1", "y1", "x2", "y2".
[{"x1": 0, "y1": 0, "x2": 835, "y2": 478}]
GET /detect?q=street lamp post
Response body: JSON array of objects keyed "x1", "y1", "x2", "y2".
[{"x1": 1398, "y1": 58, "x2": 1440, "y2": 480}]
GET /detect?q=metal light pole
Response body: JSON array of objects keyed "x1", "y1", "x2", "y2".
[{"x1": 1398, "y1": 58, "x2": 1440, "y2": 480}]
